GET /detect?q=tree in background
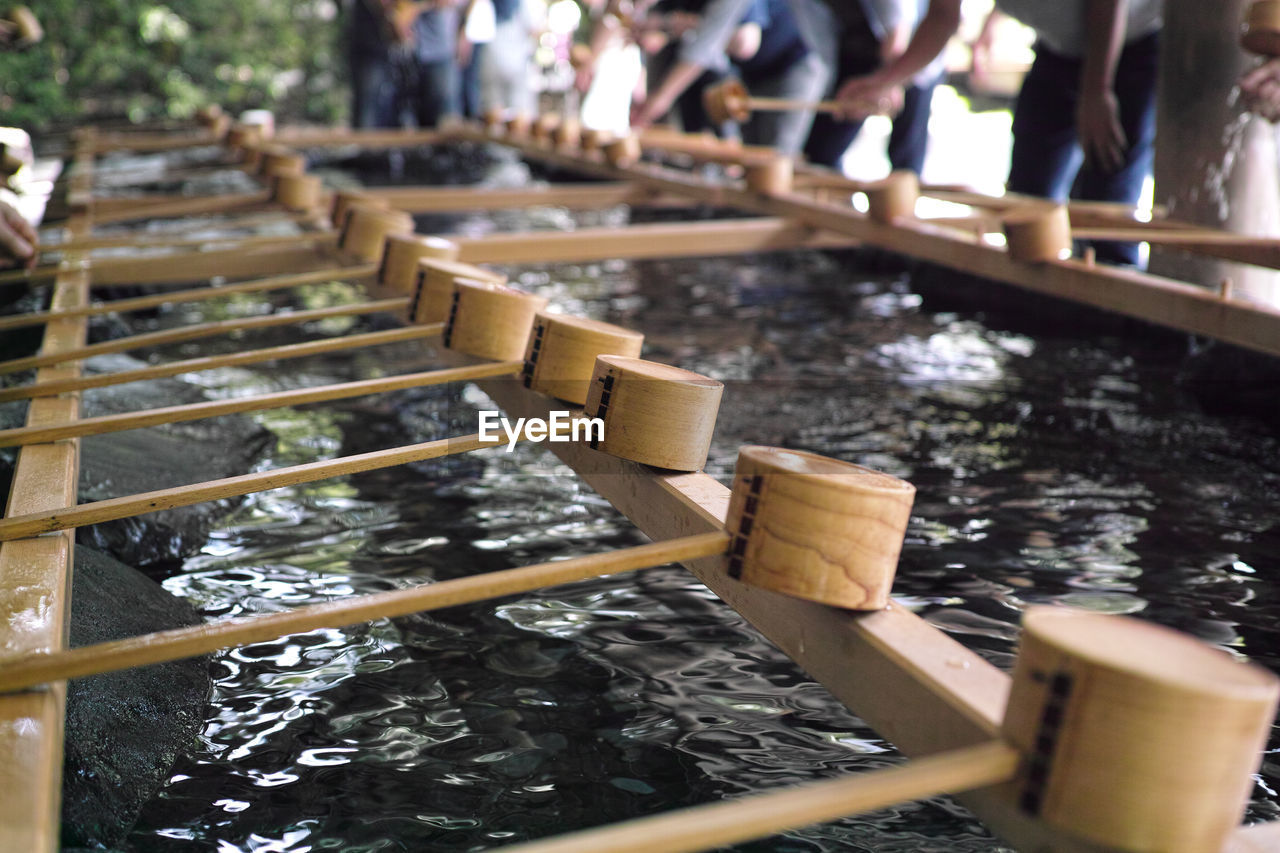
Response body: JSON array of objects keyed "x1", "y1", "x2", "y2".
[{"x1": 0, "y1": 0, "x2": 348, "y2": 131}]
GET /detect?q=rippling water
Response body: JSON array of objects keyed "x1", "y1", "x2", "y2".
[{"x1": 61, "y1": 149, "x2": 1280, "y2": 851}]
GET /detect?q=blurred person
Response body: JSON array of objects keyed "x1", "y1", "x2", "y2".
[
  {"x1": 628, "y1": 0, "x2": 717, "y2": 134},
  {"x1": 827, "y1": 0, "x2": 1161, "y2": 265},
  {"x1": 1241, "y1": 58, "x2": 1280, "y2": 121},
  {"x1": 633, "y1": 0, "x2": 825, "y2": 154},
  {"x1": 412, "y1": 1, "x2": 463, "y2": 126},
  {"x1": 347, "y1": 0, "x2": 409, "y2": 128},
  {"x1": 481, "y1": 0, "x2": 540, "y2": 114},
  {"x1": 458, "y1": 0, "x2": 496, "y2": 118},
  {"x1": 794, "y1": 0, "x2": 941, "y2": 174},
  {"x1": 347, "y1": 1, "x2": 462, "y2": 129},
  {"x1": 577, "y1": 0, "x2": 646, "y2": 132}
]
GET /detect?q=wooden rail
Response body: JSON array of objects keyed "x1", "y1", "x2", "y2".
[
  {"x1": 1, "y1": 119, "x2": 1277, "y2": 853},
  {"x1": 466, "y1": 128, "x2": 1280, "y2": 359},
  {"x1": 0, "y1": 140, "x2": 93, "y2": 853}
]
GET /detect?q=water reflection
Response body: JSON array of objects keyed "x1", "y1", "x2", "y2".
[{"x1": 80, "y1": 154, "x2": 1280, "y2": 849}]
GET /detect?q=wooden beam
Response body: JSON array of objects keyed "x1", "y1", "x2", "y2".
[
  {"x1": 0, "y1": 360, "x2": 515, "y2": 448},
  {"x1": 499, "y1": 741, "x2": 1020, "y2": 853},
  {"x1": 474, "y1": 129, "x2": 1280, "y2": 358},
  {"x1": 0, "y1": 143, "x2": 95, "y2": 853},
  {"x1": 364, "y1": 182, "x2": 699, "y2": 213},
  {"x1": 84, "y1": 243, "x2": 344, "y2": 287},
  {"x1": 0, "y1": 264, "x2": 375, "y2": 333},
  {"x1": 90, "y1": 190, "x2": 274, "y2": 225},
  {"x1": 0, "y1": 533, "x2": 730, "y2": 691},
  {"x1": 0, "y1": 324, "x2": 441, "y2": 405},
  {"x1": 0, "y1": 431, "x2": 494, "y2": 541},
  {"x1": 0, "y1": 297, "x2": 409, "y2": 375},
  {"x1": 41, "y1": 230, "x2": 327, "y2": 261},
  {"x1": 454, "y1": 217, "x2": 854, "y2": 264},
  {"x1": 272, "y1": 127, "x2": 450, "y2": 148},
  {"x1": 479, "y1": 375, "x2": 1265, "y2": 852}
]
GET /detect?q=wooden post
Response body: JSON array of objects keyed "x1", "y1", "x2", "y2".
[
  {"x1": 443, "y1": 281, "x2": 549, "y2": 361},
  {"x1": 409, "y1": 257, "x2": 506, "y2": 324},
  {"x1": 725, "y1": 446, "x2": 915, "y2": 610},
  {"x1": 1003, "y1": 606, "x2": 1279, "y2": 852},
  {"x1": 582, "y1": 356, "x2": 723, "y2": 471},
  {"x1": 1153, "y1": 0, "x2": 1280, "y2": 304},
  {"x1": 522, "y1": 313, "x2": 645, "y2": 406}
]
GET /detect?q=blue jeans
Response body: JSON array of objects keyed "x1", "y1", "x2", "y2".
[
  {"x1": 460, "y1": 42, "x2": 487, "y2": 119},
  {"x1": 350, "y1": 52, "x2": 400, "y2": 129},
  {"x1": 415, "y1": 58, "x2": 460, "y2": 128},
  {"x1": 1007, "y1": 32, "x2": 1159, "y2": 266}
]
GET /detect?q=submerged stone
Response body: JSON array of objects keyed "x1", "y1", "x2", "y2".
[{"x1": 62, "y1": 545, "x2": 211, "y2": 849}]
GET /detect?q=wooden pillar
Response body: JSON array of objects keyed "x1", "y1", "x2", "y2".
[{"x1": 1153, "y1": 0, "x2": 1280, "y2": 305}]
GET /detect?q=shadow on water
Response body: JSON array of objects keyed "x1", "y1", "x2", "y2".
[{"x1": 39, "y1": 144, "x2": 1277, "y2": 851}]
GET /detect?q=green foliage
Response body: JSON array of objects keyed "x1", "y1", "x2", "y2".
[{"x1": 0, "y1": 0, "x2": 350, "y2": 131}]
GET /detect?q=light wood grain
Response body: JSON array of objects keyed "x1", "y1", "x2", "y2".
[
  {"x1": 583, "y1": 356, "x2": 723, "y2": 471},
  {"x1": 0, "y1": 148, "x2": 94, "y2": 853}
]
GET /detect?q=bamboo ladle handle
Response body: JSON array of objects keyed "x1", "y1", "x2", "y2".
[
  {"x1": 0, "y1": 532, "x2": 731, "y2": 693},
  {"x1": 499, "y1": 741, "x2": 1020, "y2": 853}
]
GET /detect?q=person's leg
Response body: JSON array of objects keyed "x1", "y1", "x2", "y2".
[
  {"x1": 677, "y1": 68, "x2": 723, "y2": 134},
  {"x1": 887, "y1": 77, "x2": 936, "y2": 175},
  {"x1": 462, "y1": 42, "x2": 486, "y2": 118},
  {"x1": 351, "y1": 52, "x2": 399, "y2": 129},
  {"x1": 1071, "y1": 32, "x2": 1159, "y2": 265},
  {"x1": 802, "y1": 33, "x2": 875, "y2": 170},
  {"x1": 1006, "y1": 45, "x2": 1085, "y2": 202},
  {"x1": 416, "y1": 59, "x2": 460, "y2": 127},
  {"x1": 744, "y1": 52, "x2": 828, "y2": 155}
]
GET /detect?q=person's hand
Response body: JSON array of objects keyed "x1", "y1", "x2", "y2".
[
  {"x1": 1076, "y1": 87, "x2": 1126, "y2": 174},
  {"x1": 1240, "y1": 58, "x2": 1280, "y2": 122},
  {"x1": 456, "y1": 33, "x2": 472, "y2": 66},
  {"x1": 834, "y1": 74, "x2": 904, "y2": 121},
  {"x1": 0, "y1": 199, "x2": 36, "y2": 270},
  {"x1": 630, "y1": 98, "x2": 651, "y2": 129}
]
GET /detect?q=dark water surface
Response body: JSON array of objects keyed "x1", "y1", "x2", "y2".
[{"x1": 41, "y1": 147, "x2": 1280, "y2": 850}]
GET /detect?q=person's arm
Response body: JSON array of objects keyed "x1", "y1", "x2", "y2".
[
  {"x1": 834, "y1": 0, "x2": 961, "y2": 116},
  {"x1": 631, "y1": 0, "x2": 752, "y2": 125},
  {"x1": 1241, "y1": 58, "x2": 1280, "y2": 122},
  {"x1": 970, "y1": 6, "x2": 1003, "y2": 79},
  {"x1": 0, "y1": 199, "x2": 36, "y2": 270},
  {"x1": 1076, "y1": 0, "x2": 1129, "y2": 174}
]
